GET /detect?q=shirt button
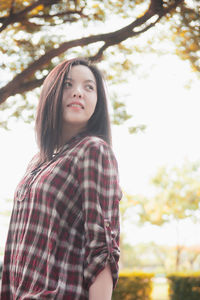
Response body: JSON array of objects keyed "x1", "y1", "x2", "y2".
[
  {"x1": 105, "y1": 221, "x2": 110, "y2": 228},
  {"x1": 49, "y1": 240, "x2": 54, "y2": 251}
]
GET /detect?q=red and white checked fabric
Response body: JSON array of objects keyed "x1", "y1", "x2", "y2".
[{"x1": 1, "y1": 134, "x2": 122, "y2": 299}]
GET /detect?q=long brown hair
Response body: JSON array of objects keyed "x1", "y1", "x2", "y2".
[{"x1": 35, "y1": 58, "x2": 111, "y2": 164}]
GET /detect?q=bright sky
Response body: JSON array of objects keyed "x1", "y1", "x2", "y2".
[
  {"x1": 0, "y1": 53, "x2": 200, "y2": 252},
  {"x1": 113, "y1": 54, "x2": 200, "y2": 194},
  {"x1": 112, "y1": 54, "x2": 200, "y2": 247}
]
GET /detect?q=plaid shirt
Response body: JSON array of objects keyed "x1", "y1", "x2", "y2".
[{"x1": 1, "y1": 134, "x2": 122, "y2": 299}]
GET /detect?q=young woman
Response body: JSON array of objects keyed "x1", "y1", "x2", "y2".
[{"x1": 0, "y1": 58, "x2": 122, "y2": 299}]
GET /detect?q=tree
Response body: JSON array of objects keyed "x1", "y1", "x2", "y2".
[
  {"x1": 119, "y1": 191, "x2": 140, "y2": 269},
  {"x1": 138, "y1": 1, "x2": 200, "y2": 74},
  {"x1": 119, "y1": 161, "x2": 200, "y2": 272},
  {"x1": 137, "y1": 160, "x2": 200, "y2": 271},
  {"x1": 1, "y1": 0, "x2": 193, "y2": 128},
  {"x1": 170, "y1": 2, "x2": 200, "y2": 73}
]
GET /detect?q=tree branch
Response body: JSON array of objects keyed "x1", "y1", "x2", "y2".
[
  {"x1": 30, "y1": 9, "x2": 87, "y2": 19},
  {"x1": 16, "y1": 78, "x2": 46, "y2": 94},
  {"x1": 0, "y1": 0, "x2": 184, "y2": 104},
  {"x1": 0, "y1": 0, "x2": 59, "y2": 33},
  {"x1": 9, "y1": 0, "x2": 15, "y2": 16}
]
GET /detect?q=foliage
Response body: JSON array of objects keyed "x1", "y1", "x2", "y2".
[
  {"x1": 119, "y1": 160, "x2": 200, "y2": 272},
  {"x1": 120, "y1": 242, "x2": 168, "y2": 272},
  {"x1": 138, "y1": 160, "x2": 200, "y2": 225},
  {"x1": 178, "y1": 246, "x2": 200, "y2": 272},
  {"x1": 112, "y1": 271, "x2": 154, "y2": 300},
  {"x1": 167, "y1": 273, "x2": 200, "y2": 300},
  {"x1": 119, "y1": 191, "x2": 141, "y2": 269},
  {"x1": 120, "y1": 241, "x2": 200, "y2": 274},
  {"x1": 137, "y1": 160, "x2": 200, "y2": 272},
  {"x1": 170, "y1": 1, "x2": 200, "y2": 73},
  {"x1": 1, "y1": 0, "x2": 197, "y2": 128},
  {"x1": 140, "y1": 1, "x2": 200, "y2": 76}
]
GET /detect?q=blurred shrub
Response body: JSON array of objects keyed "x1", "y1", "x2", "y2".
[
  {"x1": 167, "y1": 273, "x2": 200, "y2": 300},
  {"x1": 112, "y1": 271, "x2": 154, "y2": 300}
]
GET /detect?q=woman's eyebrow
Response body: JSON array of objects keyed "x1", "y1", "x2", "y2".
[
  {"x1": 84, "y1": 79, "x2": 96, "y2": 85},
  {"x1": 65, "y1": 78, "x2": 96, "y2": 84}
]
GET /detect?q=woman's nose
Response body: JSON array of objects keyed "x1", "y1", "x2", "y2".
[{"x1": 73, "y1": 87, "x2": 82, "y2": 98}]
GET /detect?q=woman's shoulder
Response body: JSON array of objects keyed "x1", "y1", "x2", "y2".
[
  {"x1": 79, "y1": 135, "x2": 111, "y2": 152},
  {"x1": 75, "y1": 135, "x2": 118, "y2": 163}
]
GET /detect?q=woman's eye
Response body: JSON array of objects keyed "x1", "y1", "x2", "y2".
[
  {"x1": 65, "y1": 81, "x2": 72, "y2": 88},
  {"x1": 86, "y1": 85, "x2": 94, "y2": 91}
]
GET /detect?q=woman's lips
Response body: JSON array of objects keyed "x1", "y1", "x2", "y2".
[{"x1": 67, "y1": 101, "x2": 84, "y2": 109}]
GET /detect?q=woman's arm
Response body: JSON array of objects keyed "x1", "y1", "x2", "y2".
[
  {"x1": 79, "y1": 138, "x2": 121, "y2": 292},
  {"x1": 89, "y1": 265, "x2": 113, "y2": 300}
]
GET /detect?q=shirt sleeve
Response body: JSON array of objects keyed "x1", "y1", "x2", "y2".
[{"x1": 78, "y1": 139, "x2": 122, "y2": 290}]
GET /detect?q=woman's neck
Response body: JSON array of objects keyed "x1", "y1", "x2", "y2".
[{"x1": 60, "y1": 124, "x2": 86, "y2": 145}]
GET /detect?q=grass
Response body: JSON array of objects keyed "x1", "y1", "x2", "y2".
[{"x1": 151, "y1": 278, "x2": 169, "y2": 300}]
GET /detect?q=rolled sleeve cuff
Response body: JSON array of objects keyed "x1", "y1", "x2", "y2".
[{"x1": 83, "y1": 219, "x2": 120, "y2": 290}]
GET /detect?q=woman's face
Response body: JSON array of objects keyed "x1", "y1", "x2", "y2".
[{"x1": 62, "y1": 65, "x2": 97, "y2": 132}]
